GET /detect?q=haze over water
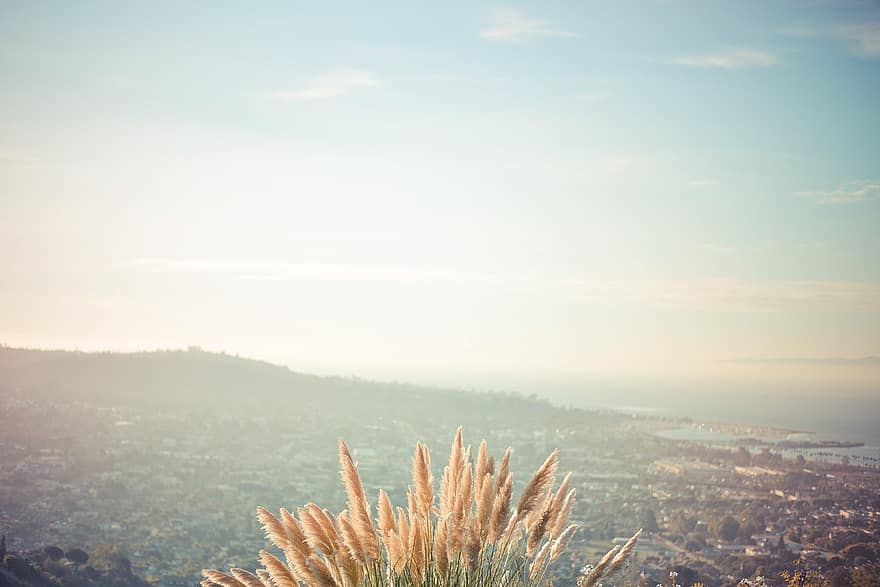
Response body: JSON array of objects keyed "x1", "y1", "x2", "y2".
[{"x1": 576, "y1": 389, "x2": 880, "y2": 448}]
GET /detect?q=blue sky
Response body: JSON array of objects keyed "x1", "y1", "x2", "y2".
[{"x1": 1, "y1": 1, "x2": 879, "y2": 393}]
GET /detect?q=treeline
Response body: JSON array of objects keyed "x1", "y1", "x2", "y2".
[{"x1": 0, "y1": 538, "x2": 150, "y2": 587}]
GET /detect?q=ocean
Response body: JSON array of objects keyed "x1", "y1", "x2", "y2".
[{"x1": 551, "y1": 388, "x2": 880, "y2": 462}]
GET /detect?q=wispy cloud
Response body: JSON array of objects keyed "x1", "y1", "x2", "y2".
[
  {"x1": 835, "y1": 23, "x2": 880, "y2": 57},
  {"x1": 480, "y1": 10, "x2": 575, "y2": 42},
  {"x1": 669, "y1": 49, "x2": 777, "y2": 69},
  {"x1": 132, "y1": 258, "x2": 512, "y2": 284},
  {"x1": 565, "y1": 279, "x2": 880, "y2": 311},
  {"x1": 272, "y1": 70, "x2": 380, "y2": 100},
  {"x1": 729, "y1": 356, "x2": 880, "y2": 366},
  {"x1": 799, "y1": 180, "x2": 880, "y2": 204},
  {"x1": 130, "y1": 259, "x2": 880, "y2": 313}
]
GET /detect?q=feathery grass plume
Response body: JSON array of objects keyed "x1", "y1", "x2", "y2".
[
  {"x1": 385, "y1": 527, "x2": 407, "y2": 576},
  {"x1": 314, "y1": 507, "x2": 343, "y2": 555},
  {"x1": 259, "y1": 550, "x2": 298, "y2": 587},
  {"x1": 549, "y1": 488, "x2": 576, "y2": 538},
  {"x1": 254, "y1": 569, "x2": 272, "y2": 587},
  {"x1": 549, "y1": 524, "x2": 578, "y2": 562},
  {"x1": 338, "y1": 440, "x2": 380, "y2": 563},
  {"x1": 231, "y1": 568, "x2": 265, "y2": 587},
  {"x1": 256, "y1": 507, "x2": 292, "y2": 552},
  {"x1": 377, "y1": 490, "x2": 396, "y2": 539},
  {"x1": 412, "y1": 442, "x2": 434, "y2": 519},
  {"x1": 603, "y1": 528, "x2": 642, "y2": 577},
  {"x1": 528, "y1": 541, "x2": 552, "y2": 580},
  {"x1": 279, "y1": 530, "x2": 315, "y2": 586},
  {"x1": 409, "y1": 516, "x2": 428, "y2": 585},
  {"x1": 474, "y1": 440, "x2": 489, "y2": 493},
  {"x1": 440, "y1": 428, "x2": 462, "y2": 515},
  {"x1": 577, "y1": 544, "x2": 619, "y2": 587},
  {"x1": 515, "y1": 449, "x2": 558, "y2": 521},
  {"x1": 495, "y1": 447, "x2": 511, "y2": 494},
  {"x1": 304, "y1": 557, "x2": 335, "y2": 587},
  {"x1": 207, "y1": 429, "x2": 640, "y2": 587},
  {"x1": 489, "y1": 473, "x2": 513, "y2": 543},
  {"x1": 406, "y1": 489, "x2": 417, "y2": 523},
  {"x1": 464, "y1": 524, "x2": 480, "y2": 576},
  {"x1": 475, "y1": 472, "x2": 494, "y2": 535},
  {"x1": 546, "y1": 472, "x2": 572, "y2": 536},
  {"x1": 337, "y1": 511, "x2": 365, "y2": 565},
  {"x1": 453, "y1": 463, "x2": 474, "y2": 529},
  {"x1": 526, "y1": 503, "x2": 552, "y2": 555},
  {"x1": 576, "y1": 528, "x2": 642, "y2": 587},
  {"x1": 396, "y1": 506, "x2": 411, "y2": 553},
  {"x1": 432, "y1": 515, "x2": 450, "y2": 577},
  {"x1": 279, "y1": 508, "x2": 310, "y2": 556},
  {"x1": 201, "y1": 569, "x2": 245, "y2": 587},
  {"x1": 298, "y1": 505, "x2": 334, "y2": 556}
]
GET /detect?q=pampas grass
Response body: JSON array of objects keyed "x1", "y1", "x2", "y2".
[{"x1": 204, "y1": 428, "x2": 640, "y2": 587}]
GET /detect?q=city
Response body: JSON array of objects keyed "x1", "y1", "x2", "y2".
[{"x1": 1, "y1": 350, "x2": 878, "y2": 587}]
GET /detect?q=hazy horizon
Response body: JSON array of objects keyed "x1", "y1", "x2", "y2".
[
  {"x1": 3, "y1": 342, "x2": 879, "y2": 403},
  {"x1": 2, "y1": 1, "x2": 879, "y2": 396},
  {"x1": 4, "y1": 343, "x2": 880, "y2": 451}
]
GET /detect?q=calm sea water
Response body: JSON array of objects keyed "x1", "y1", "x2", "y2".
[{"x1": 551, "y1": 388, "x2": 880, "y2": 461}]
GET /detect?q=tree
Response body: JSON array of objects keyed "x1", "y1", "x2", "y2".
[
  {"x1": 738, "y1": 520, "x2": 759, "y2": 542},
  {"x1": 715, "y1": 515, "x2": 740, "y2": 542},
  {"x1": 65, "y1": 548, "x2": 89, "y2": 569},
  {"x1": 4, "y1": 555, "x2": 41, "y2": 583},
  {"x1": 91, "y1": 544, "x2": 133, "y2": 573},
  {"x1": 842, "y1": 543, "x2": 880, "y2": 564},
  {"x1": 825, "y1": 565, "x2": 853, "y2": 587},
  {"x1": 781, "y1": 561, "x2": 829, "y2": 587},
  {"x1": 851, "y1": 564, "x2": 880, "y2": 587},
  {"x1": 43, "y1": 546, "x2": 64, "y2": 561},
  {"x1": 673, "y1": 513, "x2": 696, "y2": 535},
  {"x1": 640, "y1": 509, "x2": 659, "y2": 534},
  {"x1": 735, "y1": 447, "x2": 752, "y2": 466}
]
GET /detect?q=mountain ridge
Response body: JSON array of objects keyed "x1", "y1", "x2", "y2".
[{"x1": 0, "y1": 345, "x2": 574, "y2": 428}]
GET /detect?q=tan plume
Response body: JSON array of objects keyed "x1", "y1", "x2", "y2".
[{"x1": 205, "y1": 430, "x2": 639, "y2": 587}]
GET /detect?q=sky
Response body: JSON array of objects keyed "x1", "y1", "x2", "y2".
[{"x1": 1, "y1": 1, "x2": 879, "y2": 396}]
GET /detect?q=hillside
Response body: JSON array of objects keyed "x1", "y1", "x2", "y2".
[
  {"x1": 0, "y1": 346, "x2": 597, "y2": 431},
  {"x1": 0, "y1": 345, "x2": 628, "y2": 583}
]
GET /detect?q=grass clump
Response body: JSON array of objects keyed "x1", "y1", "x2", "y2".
[{"x1": 203, "y1": 428, "x2": 640, "y2": 587}]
